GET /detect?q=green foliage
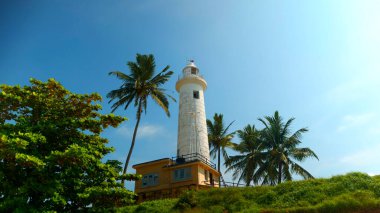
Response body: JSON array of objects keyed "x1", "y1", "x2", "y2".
[
  {"x1": 121, "y1": 172, "x2": 380, "y2": 212},
  {"x1": 257, "y1": 111, "x2": 318, "y2": 185},
  {"x1": 117, "y1": 199, "x2": 178, "y2": 213},
  {"x1": 227, "y1": 111, "x2": 319, "y2": 186},
  {"x1": 175, "y1": 190, "x2": 198, "y2": 209},
  {"x1": 225, "y1": 124, "x2": 264, "y2": 186},
  {"x1": 207, "y1": 113, "x2": 236, "y2": 186},
  {"x1": 0, "y1": 79, "x2": 139, "y2": 212}
]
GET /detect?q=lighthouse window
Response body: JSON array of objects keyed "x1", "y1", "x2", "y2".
[
  {"x1": 142, "y1": 173, "x2": 159, "y2": 187},
  {"x1": 173, "y1": 168, "x2": 191, "y2": 181},
  {"x1": 193, "y1": 91, "x2": 199, "y2": 99},
  {"x1": 191, "y1": 67, "x2": 197, "y2": 75},
  {"x1": 205, "y1": 169, "x2": 209, "y2": 181}
]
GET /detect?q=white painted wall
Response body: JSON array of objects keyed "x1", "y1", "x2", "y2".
[{"x1": 176, "y1": 62, "x2": 210, "y2": 161}]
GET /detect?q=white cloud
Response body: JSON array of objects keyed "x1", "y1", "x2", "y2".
[
  {"x1": 138, "y1": 125, "x2": 163, "y2": 138},
  {"x1": 369, "y1": 127, "x2": 380, "y2": 135},
  {"x1": 340, "y1": 143, "x2": 380, "y2": 167},
  {"x1": 115, "y1": 124, "x2": 166, "y2": 139},
  {"x1": 115, "y1": 125, "x2": 130, "y2": 138},
  {"x1": 327, "y1": 80, "x2": 362, "y2": 103},
  {"x1": 337, "y1": 113, "x2": 376, "y2": 132},
  {"x1": 326, "y1": 71, "x2": 380, "y2": 105}
]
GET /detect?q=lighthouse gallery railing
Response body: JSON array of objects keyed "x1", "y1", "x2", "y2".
[{"x1": 171, "y1": 153, "x2": 216, "y2": 169}]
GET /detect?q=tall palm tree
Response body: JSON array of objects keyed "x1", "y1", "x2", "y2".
[
  {"x1": 225, "y1": 124, "x2": 265, "y2": 186},
  {"x1": 257, "y1": 111, "x2": 318, "y2": 185},
  {"x1": 107, "y1": 54, "x2": 175, "y2": 185},
  {"x1": 206, "y1": 113, "x2": 236, "y2": 187}
]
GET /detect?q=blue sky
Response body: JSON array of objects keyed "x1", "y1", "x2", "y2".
[{"x1": 1, "y1": 0, "x2": 380, "y2": 190}]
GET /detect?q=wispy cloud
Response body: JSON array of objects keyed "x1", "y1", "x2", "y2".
[
  {"x1": 337, "y1": 113, "x2": 376, "y2": 132},
  {"x1": 115, "y1": 123, "x2": 166, "y2": 139},
  {"x1": 327, "y1": 80, "x2": 362, "y2": 104},
  {"x1": 369, "y1": 127, "x2": 380, "y2": 135},
  {"x1": 138, "y1": 125, "x2": 164, "y2": 138},
  {"x1": 326, "y1": 71, "x2": 380, "y2": 105},
  {"x1": 340, "y1": 143, "x2": 380, "y2": 167},
  {"x1": 115, "y1": 125, "x2": 130, "y2": 138}
]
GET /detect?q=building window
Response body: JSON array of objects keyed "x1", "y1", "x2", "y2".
[
  {"x1": 173, "y1": 167, "x2": 191, "y2": 181},
  {"x1": 142, "y1": 173, "x2": 159, "y2": 187},
  {"x1": 193, "y1": 91, "x2": 199, "y2": 99},
  {"x1": 191, "y1": 67, "x2": 197, "y2": 75},
  {"x1": 205, "y1": 169, "x2": 209, "y2": 181}
]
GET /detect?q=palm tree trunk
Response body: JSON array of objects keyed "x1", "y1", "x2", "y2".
[
  {"x1": 218, "y1": 147, "x2": 221, "y2": 187},
  {"x1": 246, "y1": 179, "x2": 251, "y2": 187},
  {"x1": 278, "y1": 160, "x2": 282, "y2": 184},
  {"x1": 121, "y1": 100, "x2": 142, "y2": 187}
]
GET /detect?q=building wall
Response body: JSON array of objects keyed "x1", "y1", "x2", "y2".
[
  {"x1": 133, "y1": 159, "x2": 173, "y2": 193},
  {"x1": 133, "y1": 160, "x2": 220, "y2": 202},
  {"x1": 177, "y1": 77, "x2": 210, "y2": 161}
]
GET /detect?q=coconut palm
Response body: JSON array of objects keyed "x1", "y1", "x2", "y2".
[
  {"x1": 107, "y1": 54, "x2": 175, "y2": 185},
  {"x1": 225, "y1": 124, "x2": 265, "y2": 186},
  {"x1": 257, "y1": 111, "x2": 318, "y2": 185},
  {"x1": 207, "y1": 113, "x2": 236, "y2": 187}
]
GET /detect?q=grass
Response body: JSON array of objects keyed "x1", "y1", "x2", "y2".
[{"x1": 118, "y1": 172, "x2": 380, "y2": 213}]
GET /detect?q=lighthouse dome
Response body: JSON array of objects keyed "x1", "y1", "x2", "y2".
[
  {"x1": 176, "y1": 60, "x2": 207, "y2": 92},
  {"x1": 182, "y1": 60, "x2": 199, "y2": 75}
]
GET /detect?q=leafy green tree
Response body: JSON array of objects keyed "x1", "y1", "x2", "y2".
[
  {"x1": 0, "y1": 79, "x2": 139, "y2": 212},
  {"x1": 206, "y1": 113, "x2": 236, "y2": 187},
  {"x1": 225, "y1": 124, "x2": 265, "y2": 186},
  {"x1": 257, "y1": 111, "x2": 318, "y2": 185},
  {"x1": 107, "y1": 54, "x2": 175, "y2": 184}
]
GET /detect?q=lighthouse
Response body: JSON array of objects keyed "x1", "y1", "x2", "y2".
[
  {"x1": 132, "y1": 60, "x2": 220, "y2": 202},
  {"x1": 175, "y1": 60, "x2": 210, "y2": 161}
]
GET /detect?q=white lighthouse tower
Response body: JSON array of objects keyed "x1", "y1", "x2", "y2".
[
  {"x1": 133, "y1": 61, "x2": 221, "y2": 202},
  {"x1": 176, "y1": 60, "x2": 210, "y2": 161}
]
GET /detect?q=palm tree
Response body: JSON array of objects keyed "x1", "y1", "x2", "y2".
[
  {"x1": 257, "y1": 111, "x2": 318, "y2": 185},
  {"x1": 107, "y1": 54, "x2": 175, "y2": 185},
  {"x1": 206, "y1": 113, "x2": 236, "y2": 187},
  {"x1": 225, "y1": 124, "x2": 265, "y2": 186}
]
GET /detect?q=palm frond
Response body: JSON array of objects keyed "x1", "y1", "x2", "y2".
[
  {"x1": 290, "y1": 161, "x2": 314, "y2": 179},
  {"x1": 290, "y1": 147, "x2": 319, "y2": 161},
  {"x1": 150, "y1": 89, "x2": 170, "y2": 117}
]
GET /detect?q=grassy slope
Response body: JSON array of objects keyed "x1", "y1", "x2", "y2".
[{"x1": 118, "y1": 172, "x2": 380, "y2": 213}]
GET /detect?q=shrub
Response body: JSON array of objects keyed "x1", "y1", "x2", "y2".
[
  {"x1": 117, "y1": 172, "x2": 380, "y2": 212},
  {"x1": 117, "y1": 199, "x2": 178, "y2": 213},
  {"x1": 175, "y1": 190, "x2": 198, "y2": 210}
]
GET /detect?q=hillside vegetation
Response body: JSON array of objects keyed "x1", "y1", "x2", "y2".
[{"x1": 118, "y1": 172, "x2": 380, "y2": 213}]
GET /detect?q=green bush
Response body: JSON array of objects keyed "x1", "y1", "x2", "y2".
[
  {"x1": 117, "y1": 199, "x2": 178, "y2": 213},
  {"x1": 118, "y1": 172, "x2": 380, "y2": 212},
  {"x1": 175, "y1": 190, "x2": 198, "y2": 210}
]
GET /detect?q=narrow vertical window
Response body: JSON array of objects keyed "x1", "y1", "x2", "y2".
[
  {"x1": 174, "y1": 170, "x2": 179, "y2": 179},
  {"x1": 185, "y1": 168, "x2": 191, "y2": 178},
  {"x1": 191, "y1": 67, "x2": 197, "y2": 75},
  {"x1": 179, "y1": 169, "x2": 185, "y2": 179},
  {"x1": 193, "y1": 91, "x2": 199, "y2": 99},
  {"x1": 142, "y1": 176, "x2": 147, "y2": 186}
]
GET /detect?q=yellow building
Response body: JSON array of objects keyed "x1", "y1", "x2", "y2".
[{"x1": 133, "y1": 154, "x2": 220, "y2": 202}]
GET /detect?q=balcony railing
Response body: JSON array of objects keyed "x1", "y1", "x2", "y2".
[
  {"x1": 178, "y1": 73, "x2": 205, "y2": 81},
  {"x1": 170, "y1": 153, "x2": 216, "y2": 169},
  {"x1": 202, "y1": 181, "x2": 248, "y2": 188}
]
